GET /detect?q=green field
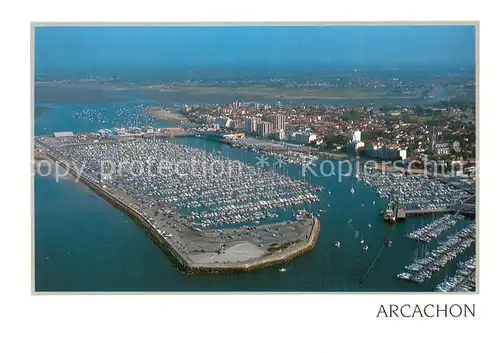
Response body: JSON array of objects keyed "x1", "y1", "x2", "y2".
[
  {"x1": 150, "y1": 84, "x2": 415, "y2": 100},
  {"x1": 34, "y1": 81, "x2": 419, "y2": 105}
]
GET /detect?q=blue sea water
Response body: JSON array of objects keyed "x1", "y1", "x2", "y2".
[{"x1": 34, "y1": 98, "x2": 473, "y2": 292}]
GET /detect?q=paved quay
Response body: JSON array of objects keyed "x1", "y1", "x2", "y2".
[{"x1": 37, "y1": 134, "x2": 320, "y2": 273}]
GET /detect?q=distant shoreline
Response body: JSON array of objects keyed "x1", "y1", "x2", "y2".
[
  {"x1": 34, "y1": 81, "x2": 422, "y2": 102},
  {"x1": 144, "y1": 107, "x2": 188, "y2": 122}
]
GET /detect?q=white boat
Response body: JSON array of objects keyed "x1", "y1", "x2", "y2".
[
  {"x1": 279, "y1": 268, "x2": 287, "y2": 272},
  {"x1": 334, "y1": 241, "x2": 341, "y2": 248},
  {"x1": 397, "y1": 272, "x2": 411, "y2": 280}
]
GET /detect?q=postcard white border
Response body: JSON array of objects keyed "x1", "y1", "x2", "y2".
[{"x1": 2, "y1": 0, "x2": 496, "y2": 352}]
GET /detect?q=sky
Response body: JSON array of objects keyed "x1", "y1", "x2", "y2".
[{"x1": 35, "y1": 26, "x2": 476, "y2": 74}]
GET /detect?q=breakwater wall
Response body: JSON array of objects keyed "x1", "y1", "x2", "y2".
[
  {"x1": 186, "y1": 216, "x2": 321, "y2": 274},
  {"x1": 44, "y1": 153, "x2": 193, "y2": 270},
  {"x1": 43, "y1": 152, "x2": 320, "y2": 274}
]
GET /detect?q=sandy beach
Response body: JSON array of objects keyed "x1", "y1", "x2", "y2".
[{"x1": 145, "y1": 107, "x2": 188, "y2": 122}]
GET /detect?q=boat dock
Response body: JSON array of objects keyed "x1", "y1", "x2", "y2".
[
  {"x1": 405, "y1": 214, "x2": 461, "y2": 243},
  {"x1": 384, "y1": 205, "x2": 469, "y2": 221},
  {"x1": 361, "y1": 169, "x2": 475, "y2": 221},
  {"x1": 38, "y1": 134, "x2": 321, "y2": 273},
  {"x1": 435, "y1": 255, "x2": 476, "y2": 292},
  {"x1": 401, "y1": 208, "x2": 452, "y2": 217},
  {"x1": 397, "y1": 223, "x2": 475, "y2": 284}
]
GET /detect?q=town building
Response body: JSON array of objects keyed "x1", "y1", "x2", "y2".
[
  {"x1": 346, "y1": 130, "x2": 363, "y2": 152},
  {"x1": 293, "y1": 132, "x2": 317, "y2": 145},
  {"x1": 274, "y1": 114, "x2": 286, "y2": 131},
  {"x1": 353, "y1": 130, "x2": 362, "y2": 142},
  {"x1": 434, "y1": 142, "x2": 451, "y2": 155},
  {"x1": 427, "y1": 129, "x2": 450, "y2": 155},
  {"x1": 244, "y1": 117, "x2": 261, "y2": 133},
  {"x1": 256, "y1": 122, "x2": 273, "y2": 137},
  {"x1": 365, "y1": 143, "x2": 406, "y2": 161},
  {"x1": 348, "y1": 140, "x2": 365, "y2": 153},
  {"x1": 244, "y1": 118, "x2": 254, "y2": 133},
  {"x1": 272, "y1": 129, "x2": 286, "y2": 141},
  {"x1": 53, "y1": 131, "x2": 74, "y2": 138},
  {"x1": 217, "y1": 117, "x2": 232, "y2": 129}
]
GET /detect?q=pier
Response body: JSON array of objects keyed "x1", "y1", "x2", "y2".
[
  {"x1": 385, "y1": 205, "x2": 473, "y2": 221},
  {"x1": 397, "y1": 223, "x2": 475, "y2": 284},
  {"x1": 39, "y1": 136, "x2": 321, "y2": 273},
  {"x1": 402, "y1": 208, "x2": 452, "y2": 216},
  {"x1": 435, "y1": 256, "x2": 476, "y2": 292},
  {"x1": 402, "y1": 204, "x2": 476, "y2": 218},
  {"x1": 361, "y1": 169, "x2": 475, "y2": 222}
]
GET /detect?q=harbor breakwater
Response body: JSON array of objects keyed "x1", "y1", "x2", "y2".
[
  {"x1": 186, "y1": 216, "x2": 320, "y2": 274},
  {"x1": 42, "y1": 152, "x2": 320, "y2": 274}
]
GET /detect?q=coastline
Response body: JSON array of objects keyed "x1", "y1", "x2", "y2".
[
  {"x1": 43, "y1": 150, "x2": 320, "y2": 274},
  {"x1": 144, "y1": 107, "x2": 188, "y2": 122}
]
